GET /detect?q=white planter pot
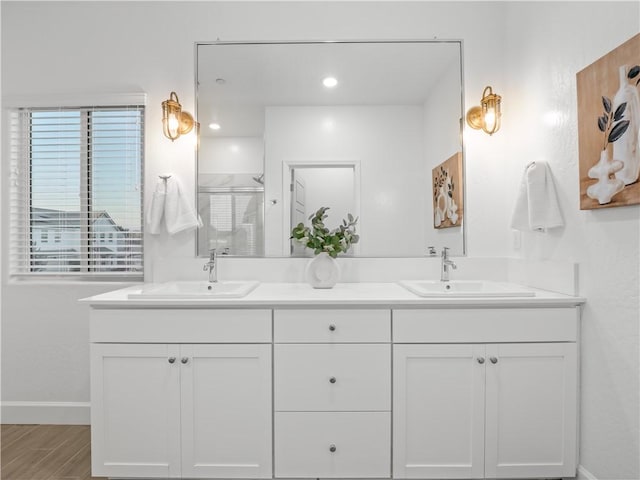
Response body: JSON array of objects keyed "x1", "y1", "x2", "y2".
[{"x1": 305, "y1": 252, "x2": 340, "y2": 289}]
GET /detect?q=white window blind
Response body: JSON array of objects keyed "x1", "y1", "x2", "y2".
[
  {"x1": 9, "y1": 103, "x2": 144, "y2": 278},
  {"x1": 203, "y1": 190, "x2": 263, "y2": 256},
  {"x1": 210, "y1": 194, "x2": 233, "y2": 232}
]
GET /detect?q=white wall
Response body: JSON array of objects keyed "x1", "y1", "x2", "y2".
[
  {"x1": 1, "y1": 3, "x2": 638, "y2": 478},
  {"x1": 501, "y1": 3, "x2": 639, "y2": 479},
  {"x1": 199, "y1": 137, "x2": 264, "y2": 175},
  {"x1": 1, "y1": 0, "x2": 507, "y2": 423}
]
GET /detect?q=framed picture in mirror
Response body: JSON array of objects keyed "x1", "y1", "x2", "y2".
[{"x1": 432, "y1": 152, "x2": 463, "y2": 229}]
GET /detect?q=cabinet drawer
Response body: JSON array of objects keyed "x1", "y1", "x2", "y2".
[
  {"x1": 90, "y1": 309, "x2": 272, "y2": 343},
  {"x1": 274, "y1": 309, "x2": 390, "y2": 343},
  {"x1": 275, "y1": 344, "x2": 390, "y2": 411},
  {"x1": 393, "y1": 308, "x2": 578, "y2": 343},
  {"x1": 274, "y1": 411, "x2": 390, "y2": 478}
]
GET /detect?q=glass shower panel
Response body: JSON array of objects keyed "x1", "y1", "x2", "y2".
[{"x1": 198, "y1": 184, "x2": 265, "y2": 256}]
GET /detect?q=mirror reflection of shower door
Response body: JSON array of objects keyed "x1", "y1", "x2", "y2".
[
  {"x1": 290, "y1": 170, "x2": 306, "y2": 255},
  {"x1": 197, "y1": 181, "x2": 265, "y2": 256}
]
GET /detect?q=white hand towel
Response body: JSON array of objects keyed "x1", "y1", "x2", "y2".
[
  {"x1": 146, "y1": 179, "x2": 166, "y2": 235},
  {"x1": 510, "y1": 161, "x2": 564, "y2": 232},
  {"x1": 163, "y1": 176, "x2": 203, "y2": 235}
]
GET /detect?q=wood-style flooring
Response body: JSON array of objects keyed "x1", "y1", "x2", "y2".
[{"x1": 1, "y1": 424, "x2": 106, "y2": 480}]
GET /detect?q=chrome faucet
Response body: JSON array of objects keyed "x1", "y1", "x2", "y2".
[
  {"x1": 441, "y1": 247, "x2": 457, "y2": 282},
  {"x1": 203, "y1": 248, "x2": 218, "y2": 283}
]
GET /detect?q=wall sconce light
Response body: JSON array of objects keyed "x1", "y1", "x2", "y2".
[
  {"x1": 466, "y1": 86, "x2": 502, "y2": 135},
  {"x1": 162, "y1": 91, "x2": 195, "y2": 141}
]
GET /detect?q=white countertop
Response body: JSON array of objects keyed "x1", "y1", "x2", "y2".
[{"x1": 81, "y1": 282, "x2": 585, "y2": 308}]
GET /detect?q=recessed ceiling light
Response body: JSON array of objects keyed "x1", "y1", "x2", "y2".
[
  {"x1": 209, "y1": 123, "x2": 221, "y2": 130},
  {"x1": 323, "y1": 77, "x2": 338, "y2": 88}
]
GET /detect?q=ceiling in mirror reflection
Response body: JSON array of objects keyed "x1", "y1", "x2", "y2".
[
  {"x1": 196, "y1": 40, "x2": 465, "y2": 258},
  {"x1": 197, "y1": 41, "x2": 461, "y2": 138}
]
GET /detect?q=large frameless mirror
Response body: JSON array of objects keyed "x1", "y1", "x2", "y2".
[{"x1": 196, "y1": 40, "x2": 465, "y2": 257}]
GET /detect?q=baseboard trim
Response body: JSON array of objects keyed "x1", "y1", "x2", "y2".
[
  {"x1": 577, "y1": 465, "x2": 598, "y2": 480},
  {"x1": 1, "y1": 401, "x2": 90, "y2": 425}
]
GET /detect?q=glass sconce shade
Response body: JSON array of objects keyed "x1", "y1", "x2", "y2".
[
  {"x1": 466, "y1": 86, "x2": 501, "y2": 135},
  {"x1": 162, "y1": 91, "x2": 195, "y2": 141}
]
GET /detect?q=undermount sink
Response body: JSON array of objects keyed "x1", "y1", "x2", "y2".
[
  {"x1": 128, "y1": 280, "x2": 260, "y2": 299},
  {"x1": 398, "y1": 280, "x2": 536, "y2": 298}
]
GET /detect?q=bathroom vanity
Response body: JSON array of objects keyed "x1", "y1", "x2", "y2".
[{"x1": 85, "y1": 282, "x2": 584, "y2": 480}]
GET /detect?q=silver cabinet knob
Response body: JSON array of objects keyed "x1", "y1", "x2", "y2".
[
  {"x1": 329, "y1": 444, "x2": 337, "y2": 453},
  {"x1": 329, "y1": 324, "x2": 336, "y2": 331},
  {"x1": 181, "y1": 357, "x2": 189, "y2": 364},
  {"x1": 329, "y1": 376, "x2": 337, "y2": 384},
  {"x1": 477, "y1": 357, "x2": 485, "y2": 364},
  {"x1": 168, "y1": 356, "x2": 176, "y2": 364},
  {"x1": 490, "y1": 356, "x2": 498, "y2": 364}
]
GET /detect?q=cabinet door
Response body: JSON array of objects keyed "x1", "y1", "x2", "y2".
[
  {"x1": 180, "y1": 344, "x2": 272, "y2": 478},
  {"x1": 484, "y1": 343, "x2": 577, "y2": 479},
  {"x1": 90, "y1": 343, "x2": 181, "y2": 478},
  {"x1": 393, "y1": 344, "x2": 485, "y2": 479}
]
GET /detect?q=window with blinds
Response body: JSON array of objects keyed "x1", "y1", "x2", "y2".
[{"x1": 9, "y1": 104, "x2": 144, "y2": 278}]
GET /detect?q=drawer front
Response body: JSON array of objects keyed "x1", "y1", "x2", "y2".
[
  {"x1": 274, "y1": 411, "x2": 390, "y2": 478},
  {"x1": 274, "y1": 309, "x2": 390, "y2": 343},
  {"x1": 275, "y1": 344, "x2": 390, "y2": 411},
  {"x1": 393, "y1": 308, "x2": 579, "y2": 343},
  {"x1": 90, "y1": 309, "x2": 272, "y2": 343}
]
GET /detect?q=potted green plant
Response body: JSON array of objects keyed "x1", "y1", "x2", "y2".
[{"x1": 290, "y1": 207, "x2": 359, "y2": 288}]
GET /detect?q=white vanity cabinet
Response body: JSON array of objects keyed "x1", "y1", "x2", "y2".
[
  {"x1": 392, "y1": 308, "x2": 579, "y2": 480},
  {"x1": 273, "y1": 309, "x2": 392, "y2": 479},
  {"x1": 86, "y1": 284, "x2": 583, "y2": 480},
  {"x1": 90, "y1": 309, "x2": 273, "y2": 479}
]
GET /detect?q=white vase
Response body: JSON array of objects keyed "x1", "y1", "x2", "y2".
[
  {"x1": 434, "y1": 189, "x2": 447, "y2": 227},
  {"x1": 305, "y1": 252, "x2": 340, "y2": 289},
  {"x1": 613, "y1": 65, "x2": 640, "y2": 185},
  {"x1": 587, "y1": 149, "x2": 625, "y2": 204},
  {"x1": 447, "y1": 197, "x2": 459, "y2": 225}
]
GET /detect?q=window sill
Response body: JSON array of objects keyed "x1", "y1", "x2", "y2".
[{"x1": 6, "y1": 276, "x2": 143, "y2": 286}]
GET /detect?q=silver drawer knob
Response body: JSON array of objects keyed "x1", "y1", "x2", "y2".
[
  {"x1": 181, "y1": 357, "x2": 189, "y2": 364},
  {"x1": 329, "y1": 376, "x2": 337, "y2": 384},
  {"x1": 329, "y1": 444, "x2": 337, "y2": 453},
  {"x1": 329, "y1": 324, "x2": 336, "y2": 331},
  {"x1": 490, "y1": 356, "x2": 498, "y2": 364},
  {"x1": 477, "y1": 357, "x2": 485, "y2": 364},
  {"x1": 168, "y1": 356, "x2": 176, "y2": 364}
]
